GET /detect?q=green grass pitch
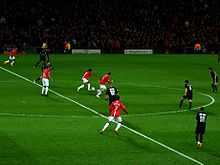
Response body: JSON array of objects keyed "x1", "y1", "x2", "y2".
[{"x1": 0, "y1": 54, "x2": 220, "y2": 165}]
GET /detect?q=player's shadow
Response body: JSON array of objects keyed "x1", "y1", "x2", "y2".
[
  {"x1": 123, "y1": 120, "x2": 147, "y2": 133},
  {"x1": 116, "y1": 132, "x2": 156, "y2": 153},
  {"x1": 116, "y1": 121, "x2": 157, "y2": 152},
  {"x1": 202, "y1": 147, "x2": 220, "y2": 159},
  {"x1": 44, "y1": 94, "x2": 67, "y2": 103}
]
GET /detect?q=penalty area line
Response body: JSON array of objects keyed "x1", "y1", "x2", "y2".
[{"x1": 0, "y1": 66, "x2": 204, "y2": 165}]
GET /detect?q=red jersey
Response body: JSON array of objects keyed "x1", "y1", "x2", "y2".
[
  {"x1": 9, "y1": 48, "x2": 17, "y2": 56},
  {"x1": 42, "y1": 68, "x2": 51, "y2": 79},
  {"x1": 110, "y1": 100, "x2": 126, "y2": 117},
  {"x1": 99, "y1": 74, "x2": 110, "y2": 85},
  {"x1": 83, "y1": 71, "x2": 92, "y2": 79}
]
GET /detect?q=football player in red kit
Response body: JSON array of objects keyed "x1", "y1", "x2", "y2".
[
  {"x1": 77, "y1": 69, "x2": 93, "y2": 92},
  {"x1": 96, "y1": 72, "x2": 112, "y2": 98},
  {"x1": 100, "y1": 95, "x2": 128, "y2": 135},
  {"x1": 41, "y1": 64, "x2": 51, "y2": 96}
]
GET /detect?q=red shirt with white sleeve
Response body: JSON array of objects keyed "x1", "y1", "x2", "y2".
[
  {"x1": 83, "y1": 71, "x2": 92, "y2": 80},
  {"x1": 99, "y1": 74, "x2": 110, "y2": 85},
  {"x1": 42, "y1": 68, "x2": 51, "y2": 79},
  {"x1": 9, "y1": 48, "x2": 17, "y2": 56},
  {"x1": 110, "y1": 100, "x2": 126, "y2": 117}
]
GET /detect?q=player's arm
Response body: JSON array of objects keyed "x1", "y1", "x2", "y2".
[
  {"x1": 184, "y1": 88, "x2": 187, "y2": 96},
  {"x1": 107, "y1": 79, "x2": 112, "y2": 84},
  {"x1": 48, "y1": 71, "x2": 51, "y2": 79},
  {"x1": 121, "y1": 103, "x2": 128, "y2": 114},
  {"x1": 214, "y1": 73, "x2": 217, "y2": 84},
  {"x1": 46, "y1": 53, "x2": 49, "y2": 61},
  {"x1": 105, "y1": 90, "x2": 109, "y2": 100},
  {"x1": 196, "y1": 112, "x2": 199, "y2": 121}
]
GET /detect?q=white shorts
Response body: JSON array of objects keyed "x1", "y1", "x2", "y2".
[
  {"x1": 99, "y1": 84, "x2": 107, "y2": 91},
  {"x1": 42, "y1": 78, "x2": 49, "y2": 87},
  {"x1": 82, "y1": 78, "x2": 89, "y2": 84},
  {"x1": 108, "y1": 116, "x2": 122, "y2": 123}
]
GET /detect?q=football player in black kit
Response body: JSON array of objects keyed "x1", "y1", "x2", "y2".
[
  {"x1": 195, "y1": 107, "x2": 207, "y2": 148},
  {"x1": 179, "y1": 80, "x2": 193, "y2": 110},
  {"x1": 105, "y1": 84, "x2": 119, "y2": 113},
  {"x1": 33, "y1": 48, "x2": 49, "y2": 68},
  {"x1": 105, "y1": 84, "x2": 119, "y2": 114},
  {"x1": 208, "y1": 67, "x2": 218, "y2": 93}
]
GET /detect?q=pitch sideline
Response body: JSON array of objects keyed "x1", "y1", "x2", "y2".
[{"x1": 0, "y1": 66, "x2": 205, "y2": 165}]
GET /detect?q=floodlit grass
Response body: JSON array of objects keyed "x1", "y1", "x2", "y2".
[{"x1": 0, "y1": 54, "x2": 219, "y2": 165}]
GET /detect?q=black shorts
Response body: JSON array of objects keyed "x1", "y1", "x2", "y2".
[
  {"x1": 40, "y1": 56, "x2": 47, "y2": 62},
  {"x1": 196, "y1": 125, "x2": 206, "y2": 135},
  {"x1": 108, "y1": 96, "x2": 117, "y2": 105},
  {"x1": 183, "y1": 95, "x2": 192, "y2": 100},
  {"x1": 108, "y1": 98, "x2": 114, "y2": 105}
]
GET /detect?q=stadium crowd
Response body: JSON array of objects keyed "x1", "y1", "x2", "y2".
[{"x1": 0, "y1": 0, "x2": 220, "y2": 53}]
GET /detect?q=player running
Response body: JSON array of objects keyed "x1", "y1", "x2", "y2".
[
  {"x1": 96, "y1": 72, "x2": 112, "y2": 98},
  {"x1": 195, "y1": 107, "x2": 207, "y2": 148},
  {"x1": 105, "y1": 85, "x2": 119, "y2": 113},
  {"x1": 4, "y1": 47, "x2": 17, "y2": 66},
  {"x1": 77, "y1": 69, "x2": 93, "y2": 92},
  {"x1": 33, "y1": 46, "x2": 49, "y2": 68},
  {"x1": 34, "y1": 62, "x2": 53, "y2": 83},
  {"x1": 41, "y1": 64, "x2": 51, "y2": 96},
  {"x1": 100, "y1": 95, "x2": 128, "y2": 135},
  {"x1": 179, "y1": 80, "x2": 193, "y2": 110},
  {"x1": 208, "y1": 67, "x2": 218, "y2": 93}
]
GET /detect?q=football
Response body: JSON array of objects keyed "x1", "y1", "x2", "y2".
[{"x1": 91, "y1": 87, "x2": 95, "y2": 91}]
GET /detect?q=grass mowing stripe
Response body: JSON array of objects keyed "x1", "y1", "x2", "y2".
[
  {"x1": 1, "y1": 91, "x2": 214, "y2": 120},
  {"x1": 0, "y1": 66, "x2": 204, "y2": 165}
]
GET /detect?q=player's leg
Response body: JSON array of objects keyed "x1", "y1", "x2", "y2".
[
  {"x1": 77, "y1": 78, "x2": 87, "y2": 92},
  {"x1": 9, "y1": 57, "x2": 15, "y2": 66},
  {"x1": 96, "y1": 84, "x2": 102, "y2": 97},
  {"x1": 77, "y1": 84, "x2": 85, "y2": 92},
  {"x1": 96, "y1": 89, "x2": 102, "y2": 97},
  {"x1": 100, "y1": 116, "x2": 114, "y2": 134},
  {"x1": 196, "y1": 133, "x2": 203, "y2": 148},
  {"x1": 44, "y1": 79, "x2": 49, "y2": 96},
  {"x1": 211, "y1": 83, "x2": 215, "y2": 92},
  {"x1": 179, "y1": 96, "x2": 185, "y2": 109},
  {"x1": 96, "y1": 85, "x2": 106, "y2": 98},
  {"x1": 114, "y1": 117, "x2": 122, "y2": 134},
  {"x1": 4, "y1": 60, "x2": 9, "y2": 64},
  {"x1": 34, "y1": 58, "x2": 41, "y2": 68},
  {"x1": 196, "y1": 133, "x2": 199, "y2": 143},
  {"x1": 83, "y1": 78, "x2": 91, "y2": 91},
  {"x1": 195, "y1": 127, "x2": 200, "y2": 145},
  {"x1": 214, "y1": 83, "x2": 218, "y2": 92},
  {"x1": 41, "y1": 78, "x2": 46, "y2": 95},
  {"x1": 199, "y1": 126, "x2": 206, "y2": 147},
  {"x1": 188, "y1": 99, "x2": 192, "y2": 110},
  {"x1": 87, "y1": 82, "x2": 91, "y2": 91}
]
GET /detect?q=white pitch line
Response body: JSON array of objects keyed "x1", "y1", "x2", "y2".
[
  {"x1": 0, "y1": 66, "x2": 205, "y2": 165},
  {"x1": 125, "y1": 92, "x2": 215, "y2": 118},
  {"x1": 0, "y1": 91, "x2": 214, "y2": 119},
  {"x1": 0, "y1": 112, "x2": 95, "y2": 119}
]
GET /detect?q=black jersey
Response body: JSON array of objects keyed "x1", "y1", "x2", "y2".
[
  {"x1": 106, "y1": 86, "x2": 119, "y2": 105},
  {"x1": 39, "y1": 50, "x2": 49, "y2": 61},
  {"x1": 210, "y1": 71, "x2": 218, "y2": 83},
  {"x1": 196, "y1": 111, "x2": 207, "y2": 134},
  {"x1": 196, "y1": 111, "x2": 207, "y2": 125},
  {"x1": 185, "y1": 84, "x2": 193, "y2": 96}
]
